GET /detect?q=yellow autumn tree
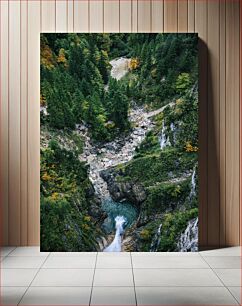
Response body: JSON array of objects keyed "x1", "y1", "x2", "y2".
[
  {"x1": 185, "y1": 141, "x2": 198, "y2": 152},
  {"x1": 129, "y1": 58, "x2": 139, "y2": 70},
  {"x1": 57, "y1": 48, "x2": 68, "y2": 67},
  {"x1": 41, "y1": 44, "x2": 56, "y2": 70},
  {"x1": 40, "y1": 94, "x2": 46, "y2": 107}
]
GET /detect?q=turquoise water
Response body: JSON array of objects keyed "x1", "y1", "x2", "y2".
[{"x1": 101, "y1": 198, "x2": 138, "y2": 234}]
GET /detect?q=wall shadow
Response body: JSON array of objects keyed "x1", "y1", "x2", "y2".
[{"x1": 198, "y1": 38, "x2": 221, "y2": 251}]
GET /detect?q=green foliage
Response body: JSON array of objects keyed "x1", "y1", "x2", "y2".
[
  {"x1": 42, "y1": 69, "x2": 78, "y2": 129},
  {"x1": 40, "y1": 33, "x2": 199, "y2": 251},
  {"x1": 157, "y1": 208, "x2": 198, "y2": 251},
  {"x1": 84, "y1": 94, "x2": 109, "y2": 141},
  {"x1": 105, "y1": 78, "x2": 130, "y2": 130},
  {"x1": 138, "y1": 208, "x2": 198, "y2": 252},
  {"x1": 144, "y1": 180, "x2": 190, "y2": 215},
  {"x1": 41, "y1": 33, "x2": 132, "y2": 141},
  {"x1": 98, "y1": 50, "x2": 111, "y2": 84},
  {"x1": 41, "y1": 198, "x2": 99, "y2": 251},
  {"x1": 116, "y1": 149, "x2": 196, "y2": 187},
  {"x1": 40, "y1": 140, "x2": 101, "y2": 251},
  {"x1": 176, "y1": 73, "x2": 191, "y2": 94}
]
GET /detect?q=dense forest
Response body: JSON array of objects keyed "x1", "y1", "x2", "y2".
[{"x1": 40, "y1": 33, "x2": 198, "y2": 252}]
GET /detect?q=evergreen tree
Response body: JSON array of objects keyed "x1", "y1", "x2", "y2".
[
  {"x1": 98, "y1": 50, "x2": 110, "y2": 84},
  {"x1": 107, "y1": 78, "x2": 129, "y2": 130}
]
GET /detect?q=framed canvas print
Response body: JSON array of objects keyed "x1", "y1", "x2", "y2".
[{"x1": 40, "y1": 33, "x2": 198, "y2": 252}]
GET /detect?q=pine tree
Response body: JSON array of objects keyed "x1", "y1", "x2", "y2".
[
  {"x1": 98, "y1": 50, "x2": 110, "y2": 84},
  {"x1": 107, "y1": 78, "x2": 129, "y2": 130}
]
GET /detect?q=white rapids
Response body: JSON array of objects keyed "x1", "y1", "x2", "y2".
[
  {"x1": 103, "y1": 216, "x2": 127, "y2": 252},
  {"x1": 177, "y1": 217, "x2": 198, "y2": 252},
  {"x1": 159, "y1": 121, "x2": 171, "y2": 149}
]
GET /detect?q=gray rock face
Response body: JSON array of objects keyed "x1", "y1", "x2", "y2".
[
  {"x1": 100, "y1": 169, "x2": 146, "y2": 205},
  {"x1": 109, "y1": 181, "x2": 147, "y2": 204},
  {"x1": 76, "y1": 98, "x2": 172, "y2": 201},
  {"x1": 88, "y1": 201, "x2": 108, "y2": 223}
]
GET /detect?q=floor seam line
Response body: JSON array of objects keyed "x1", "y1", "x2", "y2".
[
  {"x1": 17, "y1": 251, "x2": 51, "y2": 305},
  {"x1": 3, "y1": 247, "x2": 17, "y2": 257},
  {"x1": 225, "y1": 286, "x2": 241, "y2": 305},
  {"x1": 199, "y1": 254, "x2": 240, "y2": 305},
  {"x1": 89, "y1": 252, "x2": 98, "y2": 306},
  {"x1": 130, "y1": 252, "x2": 137, "y2": 306}
]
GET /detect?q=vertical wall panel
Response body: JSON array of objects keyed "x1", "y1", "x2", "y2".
[
  {"x1": 28, "y1": 1, "x2": 40, "y2": 245},
  {"x1": 67, "y1": 0, "x2": 74, "y2": 32},
  {"x1": 74, "y1": 0, "x2": 89, "y2": 32},
  {"x1": 226, "y1": 0, "x2": 240, "y2": 246},
  {"x1": 20, "y1": 0, "x2": 28, "y2": 245},
  {"x1": 219, "y1": 0, "x2": 226, "y2": 247},
  {"x1": 151, "y1": 0, "x2": 164, "y2": 33},
  {"x1": 8, "y1": 0, "x2": 21, "y2": 246},
  {"x1": 0, "y1": 1, "x2": 9, "y2": 245},
  {"x1": 138, "y1": 0, "x2": 151, "y2": 32},
  {"x1": 132, "y1": 0, "x2": 138, "y2": 32},
  {"x1": 56, "y1": 0, "x2": 67, "y2": 32},
  {"x1": 178, "y1": 0, "x2": 188, "y2": 32},
  {"x1": 240, "y1": 0, "x2": 242, "y2": 248},
  {"x1": 104, "y1": 0, "x2": 119, "y2": 32},
  {"x1": 207, "y1": 0, "x2": 220, "y2": 246},
  {"x1": 164, "y1": 0, "x2": 178, "y2": 32},
  {"x1": 120, "y1": 0, "x2": 132, "y2": 32},
  {"x1": 195, "y1": 0, "x2": 208, "y2": 247},
  {"x1": 90, "y1": 1, "x2": 103, "y2": 33},
  {"x1": 41, "y1": 0, "x2": 56, "y2": 32},
  {"x1": 188, "y1": 0, "x2": 195, "y2": 33}
]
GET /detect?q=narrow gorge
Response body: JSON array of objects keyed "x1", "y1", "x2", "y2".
[
  {"x1": 76, "y1": 57, "x2": 198, "y2": 252},
  {"x1": 40, "y1": 33, "x2": 198, "y2": 252}
]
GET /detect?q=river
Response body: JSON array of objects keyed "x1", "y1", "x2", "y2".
[{"x1": 77, "y1": 57, "x2": 172, "y2": 252}]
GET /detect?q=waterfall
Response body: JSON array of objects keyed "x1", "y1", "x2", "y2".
[
  {"x1": 189, "y1": 166, "x2": 197, "y2": 199},
  {"x1": 177, "y1": 217, "x2": 198, "y2": 252},
  {"x1": 150, "y1": 223, "x2": 162, "y2": 252},
  {"x1": 103, "y1": 216, "x2": 127, "y2": 252},
  {"x1": 170, "y1": 122, "x2": 177, "y2": 144},
  {"x1": 159, "y1": 121, "x2": 170, "y2": 149}
]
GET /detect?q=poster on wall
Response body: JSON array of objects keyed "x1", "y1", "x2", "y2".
[{"x1": 40, "y1": 33, "x2": 198, "y2": 252}]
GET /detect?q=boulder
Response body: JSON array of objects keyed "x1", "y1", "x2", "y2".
[{"x1": 100, "y1": 169, "x2": 147, "y2": 205}]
